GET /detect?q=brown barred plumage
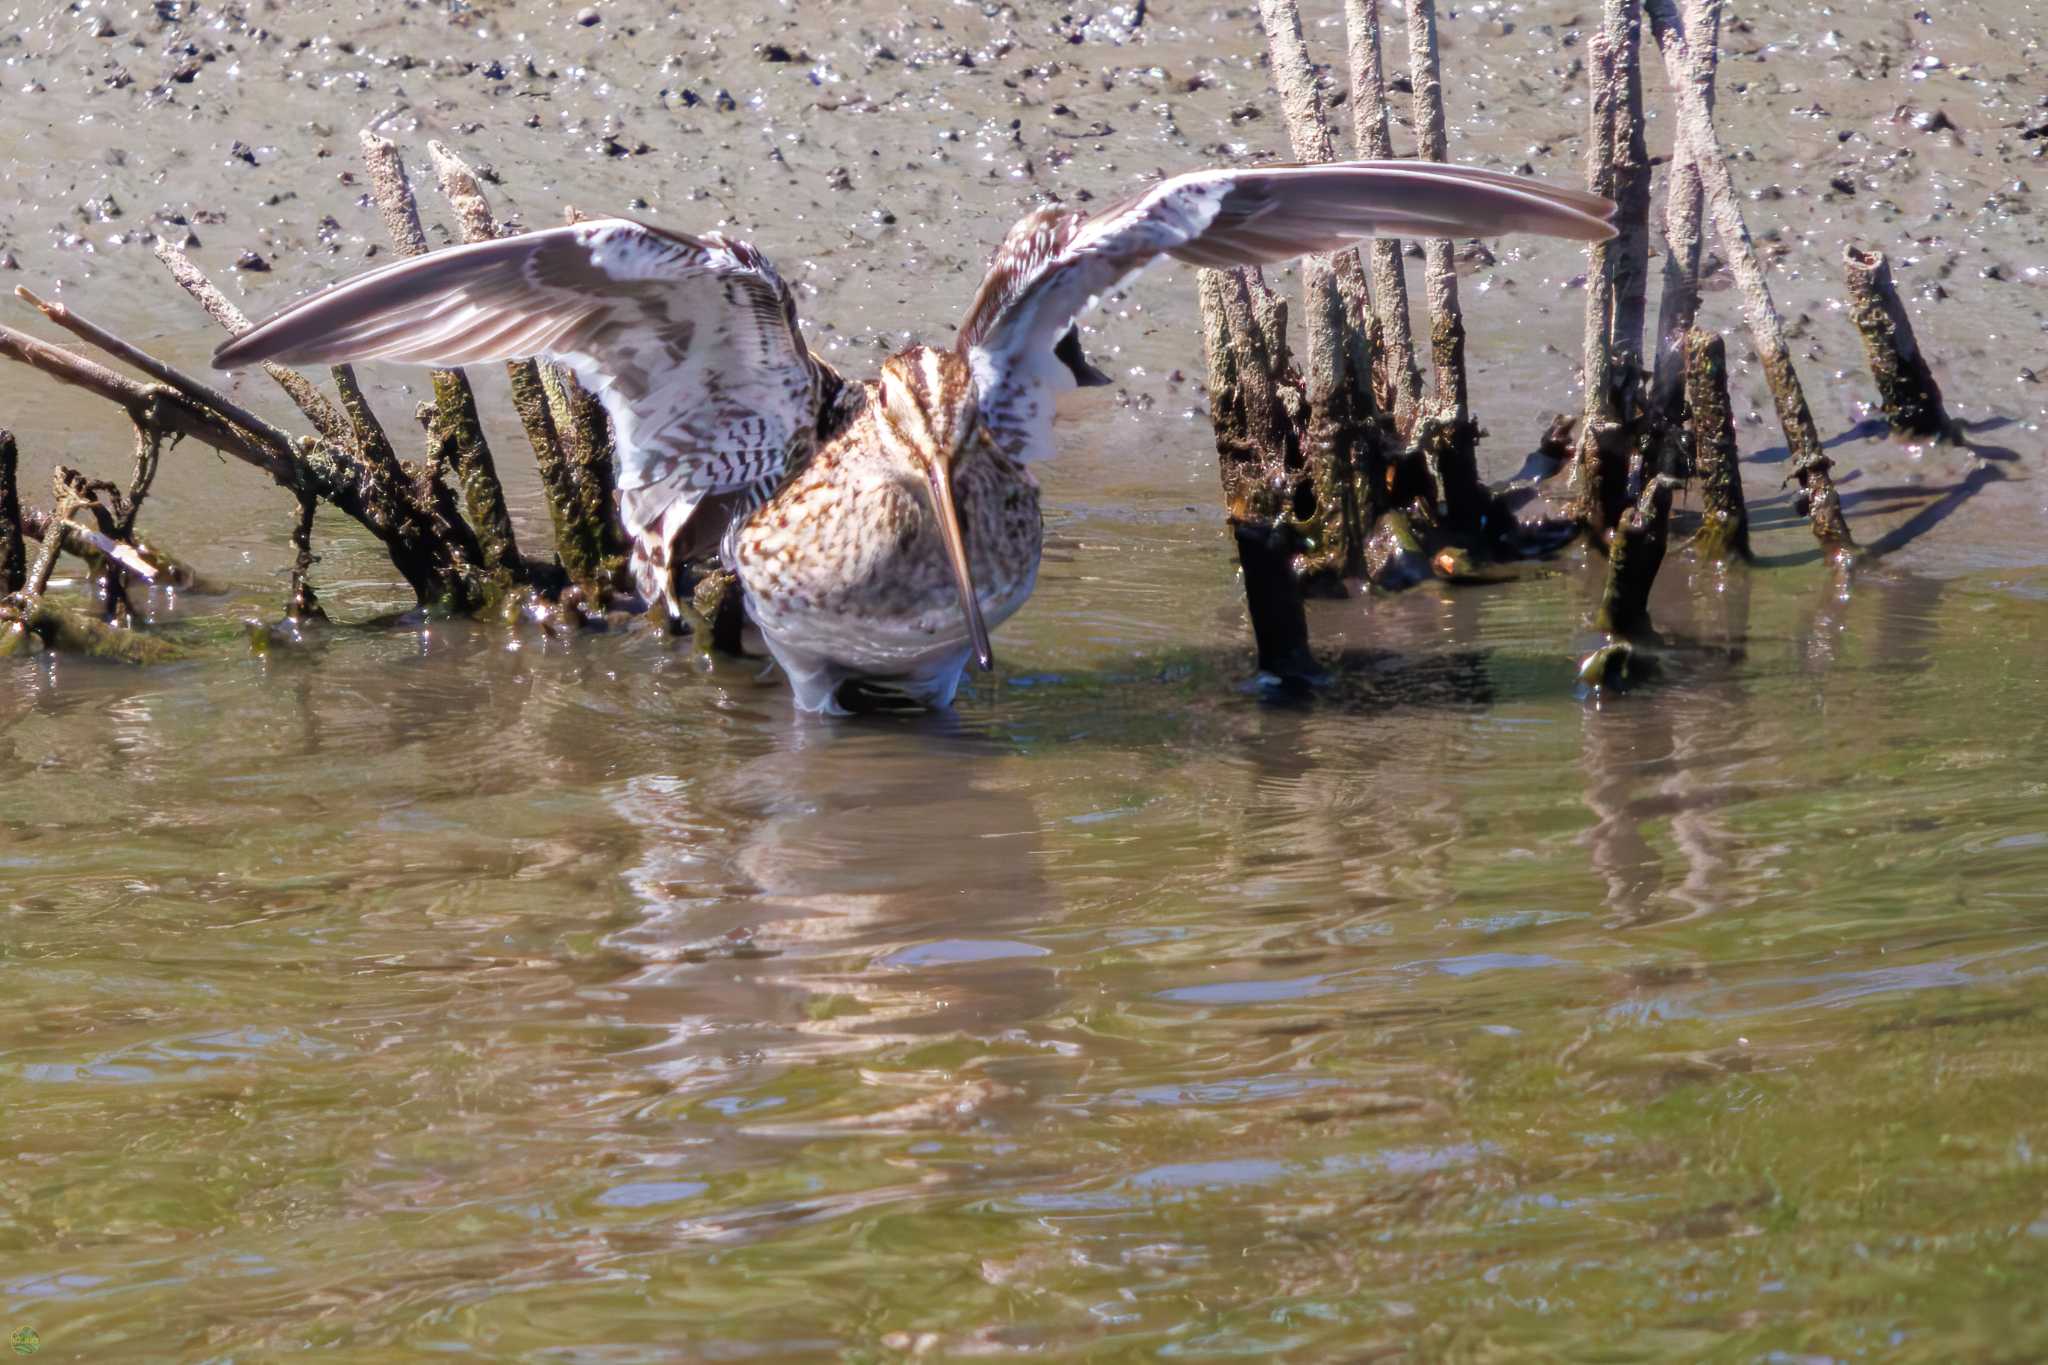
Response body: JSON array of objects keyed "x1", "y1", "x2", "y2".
[{"x1": 214, "y1": 160, "x2": 1613, "y2": 713}]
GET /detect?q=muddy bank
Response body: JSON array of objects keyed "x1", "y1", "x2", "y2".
[{"x1": 0, "y1": 0, "x2": 2038, "y2": 602}]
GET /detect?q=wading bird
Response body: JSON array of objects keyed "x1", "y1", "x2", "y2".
[{"x1": 215, "y1": 161, "x2": 1612, "y2": 714}]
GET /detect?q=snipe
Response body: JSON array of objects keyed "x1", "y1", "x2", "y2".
[{"x1": 215, "y1": 161, "x2": 1613, "y2": 713}]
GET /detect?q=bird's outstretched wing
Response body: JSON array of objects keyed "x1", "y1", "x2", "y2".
[
  {"x1": 956, "y1": 160, "x2": 1616, "y2": 461},
  {"x1": 214, "y1": 219, "x2": 828, "y2": 601}
]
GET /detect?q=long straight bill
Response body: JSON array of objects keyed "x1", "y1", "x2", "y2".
[{"x1": 919, "y1": 455, "x2": 994, "y2": 671}]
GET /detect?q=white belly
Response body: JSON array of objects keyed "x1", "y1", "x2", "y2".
[{"x1": 744, "y1": 564, "x2": 1039, "y2": 715}]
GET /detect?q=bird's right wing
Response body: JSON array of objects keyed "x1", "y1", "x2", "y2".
[
  {"x1": 214, "y1": 219, "x2": 828, "y2": 517},
  {"x1": 956, "y1": 160, "x2": 1615, "y2": 462}
]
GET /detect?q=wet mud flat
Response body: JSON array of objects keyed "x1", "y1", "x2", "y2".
[{"x1": 1, "y1": 0, "x2": 2046, "y2": 1359}]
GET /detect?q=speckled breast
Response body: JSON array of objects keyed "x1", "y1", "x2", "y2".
[{"x1": 733, "y1": 438, "x2": 1043, "y2": 672}]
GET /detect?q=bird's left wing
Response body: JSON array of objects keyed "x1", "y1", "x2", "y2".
[{"x1": 956, "y1": 160, "x2": 1615, "y2": 461}]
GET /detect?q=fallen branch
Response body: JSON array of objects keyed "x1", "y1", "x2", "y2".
[
  {"x1": 4, "y1": 468, "x2": 181, "y2": 660},
  {"x1": 0, "y1": 314, "x2": 493, "y2": 609},
  {"x1": 19, "y1": 505, "x2": 175, "y2": 585},
  {"x1": 16, "y1": 286, "x2": 300, "y2": 459},
  {"x1": 0, "y1": 321, "x2": 294, "y2": 478}
]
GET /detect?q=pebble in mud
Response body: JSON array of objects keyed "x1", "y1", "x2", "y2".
[{"x1": 575, "y1": 6, "x2": 601, "y2": 26}]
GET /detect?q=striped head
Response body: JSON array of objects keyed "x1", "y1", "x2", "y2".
[
  {"x1": 875, "y1": 345, "x2": 981, "y2": 469},
  {"x1": 874, "y1": 345, "x2": 995, "y2": 673}
]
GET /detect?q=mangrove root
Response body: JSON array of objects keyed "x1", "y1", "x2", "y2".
[
  {"x1": 361, "y1": 128, "x2": 522, "y2": 578},
  {"x1": 1234, "y1": 518, "x2": 1317, "y2": 679},
  {"x1": 1197, "y1": 264, "x2": 1319, "y2": 678},
  {"x1": 1364, "y1": 510, "x2": 1431, "y2": 591},
  {"x1": 0, "y1": 430, "x2": 22, "y2": 594},
  {"x1": 428, "y1": 140, "x2": 628, "y2": 598},
  {"x1": 1843, "y1": 245, "x2": 1955, "y2": 442},
  {"x1": 690, "y1": 568, "x2": 747, "y2": 656},
  {"x1": 1683, "y1": 329, "x2": 1750, "y2": 563},
  {"x1": 1644, "y1": 0, "x2": 1853, "y2": 556},
  {"x1": 1569, "y1": 0, "x2": 1653, "y2": 534},
  {"x1": 1343, "y1": 0, "x2": 1422, "y2": 431},
  {"x1": 1255, "y1": 0, "x2": 1380, "y2": 578},
  {"x1": 1647, "y1": 0, "x2": 1722, "y2": 475},
  {"x1": 1596, "y1": 475, "x2": 1676, "y2": 636}
]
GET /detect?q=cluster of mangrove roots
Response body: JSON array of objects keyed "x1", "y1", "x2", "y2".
[
  {"x1": 0, "y1": 8, "x2": 1964, "y2": 693},
  {"x1": 1201, "y1": 0, "x2": 1545, "y2": 676},
  {"x1": 1205, "y1": 0, "x2": 1957, "y2": 689},
  {"x1": 1, "y1": 131, "x2": 634, "y2": 660}
]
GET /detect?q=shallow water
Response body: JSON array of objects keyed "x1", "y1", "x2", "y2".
[
  {"x1": 5, "y1": 0, "x2": 2048, "y2": 1359},
  {"x1": 8, "y1": 459, "x2": 2048, "y2": 1359}
]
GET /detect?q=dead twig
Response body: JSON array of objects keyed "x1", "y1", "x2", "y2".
[
  {"x1": 149, "y1": 236, "x2": 355, "y2": 450},
  {"x1": 0, "y1": 322, "x2": 295, "y2": 479},
  {"x1": 19, "y1": 507, "x2": 172, "y2": 585},
  {"x1": 15, "y1": 286, "x2": 300, "y2": 458}
]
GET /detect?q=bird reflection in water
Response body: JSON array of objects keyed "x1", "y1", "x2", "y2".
[{"x1": 603, "y1": 718, "x2": 1060, "y2": 1134}]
